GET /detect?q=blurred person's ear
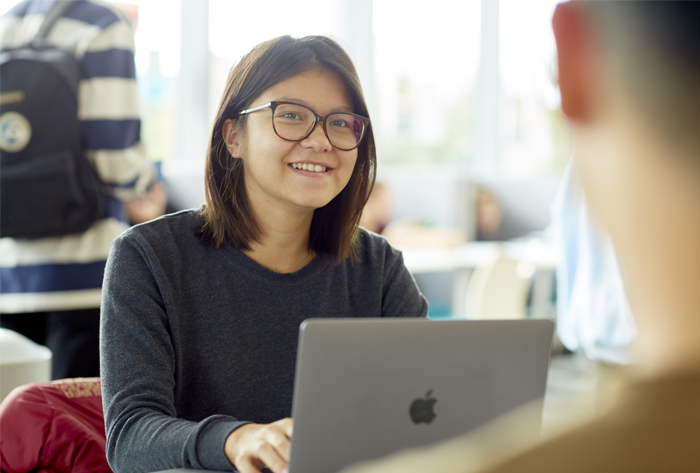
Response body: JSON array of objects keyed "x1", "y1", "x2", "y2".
[{"x1": 552, "y1": 2, "x2": 598, "y2": 122}]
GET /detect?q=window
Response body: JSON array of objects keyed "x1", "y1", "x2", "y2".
[
  {"x1": 0, "y1": 0, "x2": 14, "y2": 14},
  {"x1": 128, "y1": 0, "x2": 182, "y2": 163},
  {"x1": 499, "y1": 0, "x2": 567, "y2": 177},
  {"x1": 373, "y1": 0, "x2": 567, "y2": 175},
  {"x1": 373, "y1": 0, "x2": 481, "y2": 165},
  {"x1": 208, "y1": 0, "x2": 336, "y2": 125}
]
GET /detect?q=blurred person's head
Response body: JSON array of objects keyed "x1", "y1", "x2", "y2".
[
  {"x1": 552, "y1": 1, "x2": 700, "y2": 376},
  {"x1": 200, "y1": 35, "x2": 376, "y2": 262},
  {"x1": 359, "y1": 182, "x2": 392, "y2": 234},
  {"x1": 476, "y1": 187, "x2": 502, "y2": 241}
]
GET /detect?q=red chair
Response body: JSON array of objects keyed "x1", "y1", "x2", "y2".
[{"x1": 0, "y1": 378, "x2": 112, "y2": 473}]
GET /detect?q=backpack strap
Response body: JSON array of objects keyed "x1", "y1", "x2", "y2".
[{"x1": 30, "y1": 0, "x2": 79, "y2": 46}]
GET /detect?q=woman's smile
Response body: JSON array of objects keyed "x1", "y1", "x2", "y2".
[{"x1": 289, "y1": 161, "x2": 331, "y2": 174}]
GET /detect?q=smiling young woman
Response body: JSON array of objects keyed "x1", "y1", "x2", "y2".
[
  {"x1": 100, "y1": 35, "x2": 428, "y2": 473},
  {"x1": 201, "y1": 36, "x2": 375, "y2": 265}
]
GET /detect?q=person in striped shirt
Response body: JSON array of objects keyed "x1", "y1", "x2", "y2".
[{"x1": 0, "y1": 0, "x2": 158, "y2": 380}]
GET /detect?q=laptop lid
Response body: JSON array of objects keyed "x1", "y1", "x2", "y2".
[{"x1": 288, "y1": 318, "x2": 554, "y2": 473}]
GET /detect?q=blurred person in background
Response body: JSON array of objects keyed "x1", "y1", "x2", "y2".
[
  {"x1": 551, "y1": 162, "x2": 637, "y2": 367},
  {"x1": 551, "y1": 160, "x2": 637, "y2": 409},
  {"x1": 359, "y1": 181, "x2": 392, "y2": 234},
  {"x1": 475, "y1": 186, "x2": 502, "y2": 241},
  {"x1": 0, "y1": 0, "x2": 162, "y2": 380},
  {"x1": 343, "y1": 1, "x2": 700, "y2": 472}
]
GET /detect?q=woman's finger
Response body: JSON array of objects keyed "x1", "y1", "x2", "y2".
[
  {"x1": 234, "y1": 455, "x2": 264, "y2": 473},
  {"x1": 256, "y1": 442, "x2": 288, "y2": 473},
  {"x1": 264, "y1": 428, "x2": 292, "y2": 462}
]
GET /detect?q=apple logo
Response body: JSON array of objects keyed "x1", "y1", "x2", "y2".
[{"x1": 409, "y1": 389, "x2": 437, "y2": 424}]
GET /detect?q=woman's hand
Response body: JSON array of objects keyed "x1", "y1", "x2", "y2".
[
  {"x1": 124, "y1": 181, "x2": 168, "y2": 224},
  {"x1": 225, "y1": 418, "x2": 294, "y2": 473}
]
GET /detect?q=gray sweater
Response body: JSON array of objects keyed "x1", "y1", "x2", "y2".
[{"x1": 100, "y1": 209, "x2": 428, "y2": 472}]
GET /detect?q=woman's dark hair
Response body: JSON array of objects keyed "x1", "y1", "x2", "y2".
[{"x1": 198, "y1": 35, "x2": 376, "y2": 263}]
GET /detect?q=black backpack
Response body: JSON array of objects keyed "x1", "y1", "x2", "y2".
[{"x1": 0, "y1": 0, "x2": 104, "y2": 239}]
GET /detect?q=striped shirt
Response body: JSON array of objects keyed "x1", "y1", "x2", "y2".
[{"x1": 0, "y1": 0, "x2": 154, "y2": 313}]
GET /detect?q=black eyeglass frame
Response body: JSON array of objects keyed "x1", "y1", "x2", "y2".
[{"x1": 238, "y1": 101, "x2": 370, "y2": 151}]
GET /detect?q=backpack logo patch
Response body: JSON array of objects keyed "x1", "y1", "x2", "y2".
[{"x1": 0, "y1": 111, "x2": 32, "y2": 152}]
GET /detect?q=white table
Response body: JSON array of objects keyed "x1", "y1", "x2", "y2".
[
  {"x1": 402, "y1": 239, "x2": 559, "y2": 274},
  {"x1": 401, "y1": 239, "x2": 559, "y2": 318}
]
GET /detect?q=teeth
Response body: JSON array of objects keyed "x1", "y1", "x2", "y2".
[{"x1": 291, "y1": 163, "x2": 327, "y2": 173}]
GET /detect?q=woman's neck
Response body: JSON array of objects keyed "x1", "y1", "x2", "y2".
[{"x1": 244, "y1": 202, "x2": 316, "y2": 274}]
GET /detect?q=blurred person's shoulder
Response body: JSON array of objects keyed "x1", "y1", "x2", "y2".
[
  {"x1": 1, "y1": 0, "x2": 129, "y2": 26},
  {"x1": 71, "y1": 0, "x2": 134, "y2": 28},
  {"x1": 0, "y1": 0, "x2": 133, "y2": 53},
  {"x1": 477, "y1": 373, "x2": 700, "y2": 473}
]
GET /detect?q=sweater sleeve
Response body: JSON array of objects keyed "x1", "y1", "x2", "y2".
[{"x1": 100, "y1": 232, "x2": 244, "y2": 473}]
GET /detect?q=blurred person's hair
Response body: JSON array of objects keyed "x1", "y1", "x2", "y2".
[
  {"x1": 583, "y1": 1, "x2": 700, "y2": 153},
  {"x1": 198, "y1": 35, "x2": 376, "y2": 262}
]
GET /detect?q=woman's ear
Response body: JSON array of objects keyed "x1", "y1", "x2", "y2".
[{"x1": 222, "y1": 119, "x2": 243, "y2": 157}]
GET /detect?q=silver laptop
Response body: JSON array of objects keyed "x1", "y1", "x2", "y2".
[
  {"x1": 149, "y1": 318, "x2": 554, "y2": 473},
  {"x1": 288, "y1": 318, "x2": 554, "y2": 473}
]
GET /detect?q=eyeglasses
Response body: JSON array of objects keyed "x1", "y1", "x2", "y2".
[{"x1": 238, "y1": 101, "x2": 370, "y2": 151}]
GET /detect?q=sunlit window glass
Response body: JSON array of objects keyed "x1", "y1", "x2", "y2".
[
  {"x1": 128, "y1": 0, "x2": 182, "y2": 163},
  {"x1": 373, "y1": 0, "x2": 481, "y2": 165},
  {"x1": 208, "y1": 0, "x2": 332, "y2": 123},
  {"x1": 499, "y1": 0, "x2": 567, "y2": 178}
]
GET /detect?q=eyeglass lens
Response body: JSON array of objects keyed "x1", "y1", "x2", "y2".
[{"x1": 273, "y1": 103, "x2": 364, "y2": 150}]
